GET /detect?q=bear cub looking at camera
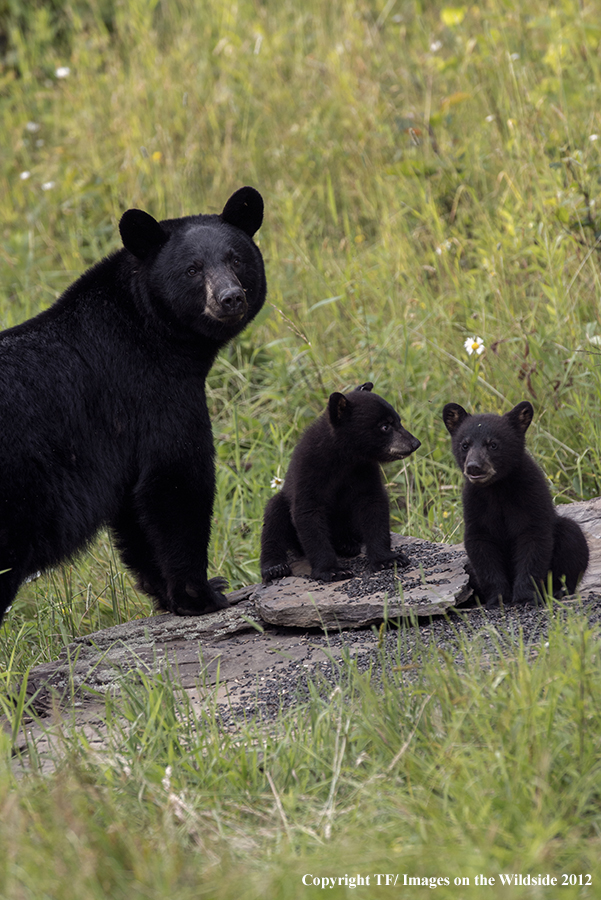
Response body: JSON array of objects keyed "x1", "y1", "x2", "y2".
[
  {"x1": 261, "y1": 383, "x2": 421, "y2": 584},
  {"x1": 443, "y1": 400, "x2": 589, "y2": 606}
]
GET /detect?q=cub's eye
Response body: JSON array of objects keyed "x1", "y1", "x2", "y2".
[
  {"x1": 187, "y1": 266, "x2": 198, "y2": 277},
  {"x1": 461, "y1": 440, "x2": 470, "y2": 451},
  {"x1": 232, "y1": 256, "x2": 241, "y2": 268},
  {"x1": 489, "y1": 441, "x2": 498, "y2": 450},
  {"x1": 380, "y1": 423, "x2": 392, "y2": 433}
]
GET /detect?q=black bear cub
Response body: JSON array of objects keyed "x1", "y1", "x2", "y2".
[
  {"x1": 260, "y1": 383, "x2": 421, "y2": 584},
  {"x1": 0, "y1": 186, "x2": 266, "y2": 624},
  {"x1": 443, "y1": 400, "x2": 589, "y2": 606}
]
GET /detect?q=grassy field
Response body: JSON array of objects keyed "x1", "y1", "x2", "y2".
[{"x1": 2, "y1": 0, "x2": 601, "y2": 895}]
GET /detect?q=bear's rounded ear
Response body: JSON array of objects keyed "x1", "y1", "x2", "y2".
[
  {"x1": 119, "y1": 209, "x2": 169, "y2": 260},
  {"x1": 443, "y1": 403, "x2": 469, "y2": 434},
  {"x1": 221, "y1": 186, "x2": 264, "y2": 237},
  {"x1": 505, "y1": 401, "x2": 534, "y2": 434},
  {"x1": 328, "y1": 392, "x2": 350, "y2": 425},
  {"x1": 355, "y1": 382, "x2": 374, "y2": 392}
]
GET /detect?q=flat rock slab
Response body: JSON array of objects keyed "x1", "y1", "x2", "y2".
[
  {"x1": 24, "y1": 592, "x2": 262, "y2": 713},
  {"x1": 14, "y1": 497, "x2": 601, "y2": 741},
  {"x1": 556, "y1": 497, "x2": 601, "y2": 594},
  {"x1": 253, "y1": 534, "x2": 472, "y2": 629}
]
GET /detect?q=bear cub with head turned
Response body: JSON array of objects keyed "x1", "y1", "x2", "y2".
[
  {"x1": 261, "y1": 383, "x2": 421, "y2": 584},
  {"x1": 443, "y1": 400, "x2": 588, "y2": 606}
]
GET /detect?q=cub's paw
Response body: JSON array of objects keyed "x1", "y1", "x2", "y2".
[
  {"x1": 311, "y1": 566, "x2": 353, "y2": 583},
  {"x1": 262, "y1": 563, "x2": 292, "y2": 584},
  {"x1": 369, "y1": 549, "x2": 410, "y2": 571},
  {"x1": 482, "y1": 587, "x2": 512, "y2": 608},
  {"x1": 511, "y1": 582, "x2": 541, "y2": 606}
]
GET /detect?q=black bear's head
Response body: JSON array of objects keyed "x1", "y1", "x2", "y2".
[
  {"x1": 118, "y1": 187, "x2": 266, "y2": 345},
  {"x1": 443, "y1": 400, "x2": 533, "y2": 485},
  {"x1": 119, "y1": 208, "x2": 169, "y2": 261},
  {"x1": 327, "y1": 385, "x2": 421, "y2": 463},
  {"x1": 119, "y1": 187, "x2": 264, "y2": 260}
]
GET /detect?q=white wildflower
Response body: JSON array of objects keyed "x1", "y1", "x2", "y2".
[
  {"x1": 25, "y1": 121, "x2": 40, "y2": 133},
  {"x1": 19, "y1": 171, "x2": 31, "y2": 180},
  {"x1": 41, "y1": 181, "x2": 55, "y2": 191},
  {"x1": 430, "y1": 40, "x2": 442, "y2": 52},
  {"x1": 55, "y1": 66, "x2": 71, "y2": 79},
  {"x1": 589, "y1": 134, "x2": 599, "y2": 142},
  {"x1": 270, "y1": 476, "x2": 284, "y2": 490},
  {"x1": 464, "y1": 336, "x2": 485, "y2": 356}
]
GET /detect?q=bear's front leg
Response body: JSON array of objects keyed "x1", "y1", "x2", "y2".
[
  {"x1": 124, "y1": 459, "x2": 229, "y2": 615},
  {"x1": 351, "y1": 468, "x2": 410, "y2": 571},
  {"x1": 260, "y1": 492, "x2": 300, "y2": 583},
  {"x1": 511, "y1": 529, "x2": 554, "y2": 604},
  {"x1": 464, "y1": 535, "x2": 512, "y2": 607},
  {"x1": 292, "y1": 502, "x2": 351, "y2": 583}
]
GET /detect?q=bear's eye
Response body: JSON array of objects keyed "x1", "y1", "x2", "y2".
[
  {"x1": 187, "y1": 264, "x2": 202, "y2": 277},
  {"x1": 489, "y1": 441, "x2": 498, "y2": 450},
  {"x1": 461, "y1": 440, "x2": 470, "y2": 451},
  {"x1": 232, "y1": 256, "x2": 241, "y2": 268},
  {"x1": 380, "y1": 422, "x2": 392, "y2": 433}
]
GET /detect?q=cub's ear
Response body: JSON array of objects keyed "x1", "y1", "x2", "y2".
[
  {"x1": 442, "y1": 403, "x2": 469, "y2": 434},
  {"x1": 119, "y1": 209, "x2": 169, "y2": 260},
  {"x1": 328, "y1": 392, "x2": 350, "y2": 425},
  {"x1": 221, "y1": 186, "x2": 264, "y2": 237},
  {"x1": 355, "y1": 382, "x2": 374, "y2": 392},
  {"x1": 505, "y1": 400, "x2": 534, "y2": 434}
]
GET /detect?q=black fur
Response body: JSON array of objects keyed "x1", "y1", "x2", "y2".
[
  {"x1": 0, "y1": 186, "x2": 266, "y2": 623},
  {"x1": 443, "y1": 400, "x2": 589, "y2": 606},
  {"x1": 260, "y1": 383, "x2": 421, "y2": 583}
]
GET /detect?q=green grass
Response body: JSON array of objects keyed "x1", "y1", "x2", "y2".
[
  {"x1": 2, "y1": 0, "x2": 601, "y2": 893},
  {"x1": 3, "y1": 611, "x2": 601, "y2": 898}
]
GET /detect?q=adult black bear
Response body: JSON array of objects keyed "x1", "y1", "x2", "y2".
[
  {"x1": 0, "y1": 186, "x2": 266, "y2": 623},
  {"x1": 260, "y1": 383, "x2": 421, "y2": 583},
  {"x1": 442, "y1": 400, "x2": 589, "y2": 606}
]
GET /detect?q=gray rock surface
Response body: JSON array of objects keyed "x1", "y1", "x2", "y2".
[
  {"x1": 9, "y1": 498, "x2": 601, "y2": 768},
  {"x1": 254, "y1": 534, "x2": 472, "y2": 628}
]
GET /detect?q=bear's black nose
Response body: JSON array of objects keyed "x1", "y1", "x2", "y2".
[
  {"x1": 466, "y1": 463, "x2": 485, "y2": 477},
  {"x1": 219, "y1": 287, "x2": 247, "y2": 319}
]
